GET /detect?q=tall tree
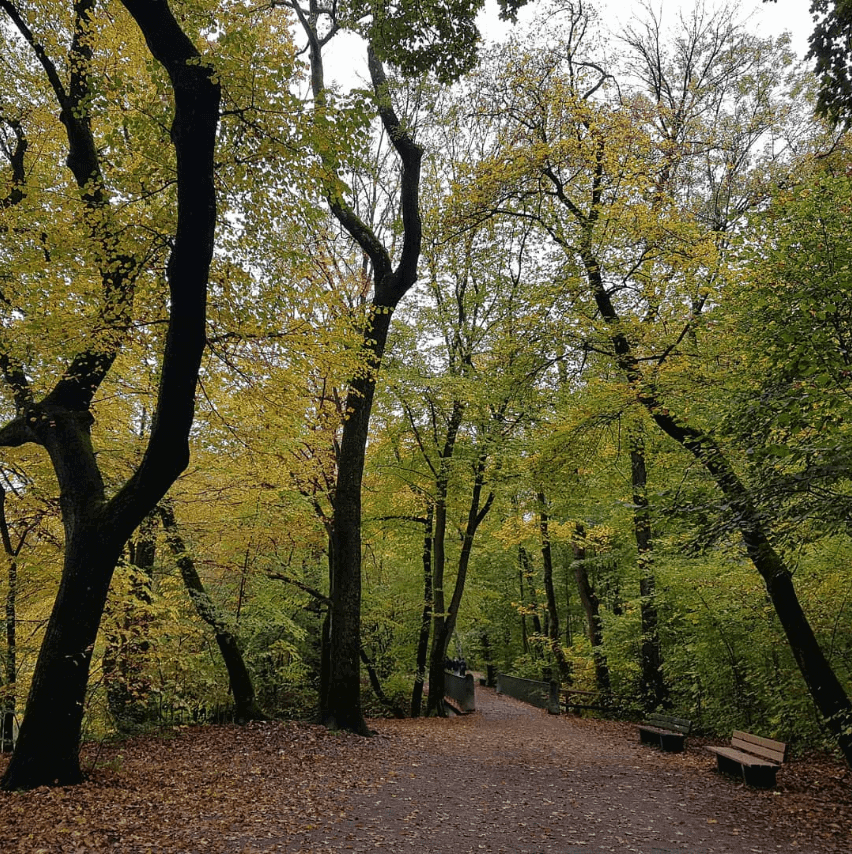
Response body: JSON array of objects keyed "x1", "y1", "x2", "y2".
[
  {"x1": 293, "y1": 8, "x2": 423, "y2": 734},
  {"x1": 462, "y1": 2, "x2": 852, "y2": 763},
  {"x1": 0, "y1": 0, "x2": 220, "y2": 789}
]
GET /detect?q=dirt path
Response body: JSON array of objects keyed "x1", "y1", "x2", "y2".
[
  {"x1": 294, "y1": 687, "x2": 850, "y2": 854},
  {"x1": 1, "y1": 685, "x2": 849, "y2": 852}
]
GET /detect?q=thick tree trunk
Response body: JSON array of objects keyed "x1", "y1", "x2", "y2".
[
  {"x1": 323, "y1": 318, "x2": 390, "y2": 734},
  {"x1": 0, "y1": 0, "x2": 220, "y2": 789},
  {"x1": 572, "y1": 528, "x2": 611, "y2": 699},
  {"x1": 629, "y1": 436, "x2": 668, "y2": 711},
  {"x1": 538, "y1": 492, "x2": 572, "y2": 684},
  {"x1": 411, "y1": 504, "x2": 433, "y2": 717},
  {"x1": 2, "y1": 425, "x2": 120, "y2": 786},
  {"x1": 159, "y1": 504, "x2": 265, "y2": 723}
]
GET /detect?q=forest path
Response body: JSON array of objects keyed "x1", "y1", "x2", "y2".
[
  {"x1": 295, "y1": 686, "x2": 847, "y2": 854},
  {"x1": 1, "y1": 686, "x2": 850, "y2": 853}
]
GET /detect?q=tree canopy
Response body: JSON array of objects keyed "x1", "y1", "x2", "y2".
[{"x1": 1, "y1": 0, "x2": 852, "y2": 791}]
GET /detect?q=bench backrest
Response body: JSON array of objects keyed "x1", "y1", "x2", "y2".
[
  {"x1": 646, "y1": 713, "x2": 692, "y2": 734},
  {"x1": 731, "y1": 730, "x2": 788, "y2": 764}
]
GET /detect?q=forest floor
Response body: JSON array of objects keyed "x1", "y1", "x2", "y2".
[{"x1": 0, "y1": 685, "x2": 850, "y2": 853}]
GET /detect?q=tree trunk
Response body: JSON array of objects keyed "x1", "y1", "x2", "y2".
[
  {"x1": 583, "y1": 241, "x2": 852, "y2": 764},
  {"x1": 411, "y1": 504, "x2": 433, "y2": 717},
  {"x1": 324, "y1": 327, "x2": 388, "y2": 735},
  {"x1": 572, "y1": 526, "x2": 611, "y2": 699},
  {"x1": 159, "y1": 504, "x2": 266, "y2": 724},
  {"x1": 427, "y1": 457, "x2": 493, "y2": 716},
  {"x1": 0, "y1": 1, "x2": 220, "y2": 790},
  {"x1": 538, "y1": 492, "x2": 572, "y2": 684},
  {"x1": 629, "y1": 434, "x2": 668, "y2": 711},
  {"x1": 297, "y1": 31, "x2": 422, "y2": 735}
]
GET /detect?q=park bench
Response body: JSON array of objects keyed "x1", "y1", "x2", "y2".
[
  {"x1": 637, "y1": 712, "x2": 692, "y2": 753},
  {"x1": 705, "y1": 730, "x2": 788, "y2": 788}
]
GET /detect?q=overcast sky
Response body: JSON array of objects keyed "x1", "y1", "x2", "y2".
[
  {"x1": 479, "y1": 0, "x2": 816, "y2": 60},
  {"x1": 323, "y1": 1, "x2": 817, "y2": 89}
]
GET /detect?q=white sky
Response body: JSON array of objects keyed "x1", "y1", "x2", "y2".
[
  {"x1": 479, "y1": 0, "x2": 815, "y2": 58},
  {"x1": 326, "y1": 0, "x2": 817, "y2": 88}
]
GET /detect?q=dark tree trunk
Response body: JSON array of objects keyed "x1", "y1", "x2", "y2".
[
  {"x1": 538, "y1": 492, "x2": 572, "y2": 684},
  {"x1": 629, "y1": 434, "x2": 668, "y2": 711},
  {"x1": 427, "y1": 457, "x2": 493, "y2": 716},
  {"x1": 159, "y1": 504, "x2": 266, "y2": 723},
  {"x1": 0, "y1": 0, "x2": 220, "y2": 790},
  {"x1": 572, "y1": 527, "x2": 611, "y2": 699},
  {"x1": 297, "y1": 27, "x2": 423, "y2": 735},
  {"x1": 580, "y1": 234, "x2": 852, "y2": 764},
  {"x1": 411, "y1": 504, "x2": 433, "y2": 717}
]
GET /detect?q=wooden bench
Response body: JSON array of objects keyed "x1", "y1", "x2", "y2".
[
  {"x1": 637, "y1": 713, "x2": 692, "y2": 753},
  {"x1": 705, "y1": 730, "x2": 788, "y2": 788}
]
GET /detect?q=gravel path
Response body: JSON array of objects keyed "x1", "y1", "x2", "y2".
[{"x1": 296, "y1": 686, "x2": 848, "y2": 854}]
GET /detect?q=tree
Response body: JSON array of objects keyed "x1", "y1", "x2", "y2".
[
  {"x1": 459, "y1": 1, "x2": 852, "y2": 763},
  {"x1": 809, "y1": 0, "x2": 852, "y2": 125},
  {"x1": 0, "y1": 0, "x2": 220, "y2": 789},
  {"x1": 159, "y1": 502, "x2": 266, "y2": 723}
]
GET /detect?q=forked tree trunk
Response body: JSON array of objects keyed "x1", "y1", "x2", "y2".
[
  {"x1": 0, "y1": 0, "x2": 220, "y2": 790},
  {"x1": 297, "y1": 26, "x2": 423, "y2": 735}
]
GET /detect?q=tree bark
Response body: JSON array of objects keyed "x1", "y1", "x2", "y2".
[
  {"x1": 411, "y1": 504, "x2": 433, "y2": 717},
  {"x1": 538, "y1": 492, "x2": 572, "y2": 684},
  {"x1": 0, "y1": 484, "x2": 18, "y2": 752},
  {"x1": 629, "y1": 433, "x2": 668, "y2": 711},
  {"x1": 0, "y1": 0, "x2": 220, "y2": 789},
  {"x1": 159, "y1": 504, "x2": 266, "y2": 724}
]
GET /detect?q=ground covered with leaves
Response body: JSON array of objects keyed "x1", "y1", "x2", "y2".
[{"x1": 1, "y1": 687, "x2": 850, "y2": 853}]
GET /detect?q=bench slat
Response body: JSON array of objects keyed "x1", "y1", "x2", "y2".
[
  {"x1": 731, "y1": 730, "x2": 787, "y2": 764},
  {"x1": 645, "y1": 713, "x2": 692, "y2": 735},
  {"x1": 705, "y1": 745, "x2": 778, "y2": 768}
]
